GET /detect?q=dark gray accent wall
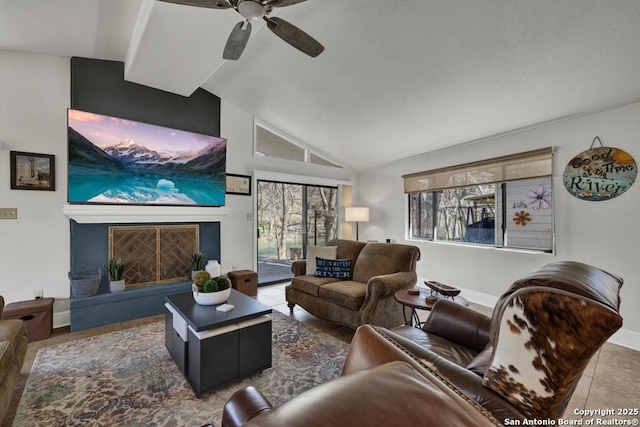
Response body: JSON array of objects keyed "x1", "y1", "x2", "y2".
[
  {"x1": 70, "y1": 57, "x2": 220, "y2": 136},
  {"x1": 70, "y1": 221, "x2": 221, "y2": 294}
]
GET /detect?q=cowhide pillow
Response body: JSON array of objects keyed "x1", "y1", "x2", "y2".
[{"x1": 482, "y1": 290, "x2": 622, "y2": 420}]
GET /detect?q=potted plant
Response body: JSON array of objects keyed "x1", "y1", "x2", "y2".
[
  {"x1": 191, "y1": 252, "x2": 205, "y2": 280},
  {"x1": 192, "y1": 271, "x2": 231, "y2": 305},
  {"x1": 105, "y1": 257, "x2": 125, "y2": 293}
]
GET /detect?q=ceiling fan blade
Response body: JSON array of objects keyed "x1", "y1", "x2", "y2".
[
  {"x1": 157, "y1": 0, "x2": 232, "y2": 9},
  {"x1": 223, "y1": 21, "x2": 252, "y2": 60},
  {"x1": 267, "y1": 0, "x2": 308, "y2": 7},
  {"x1": 265, "y1": 16, "x2": 324, "y2": 57}
]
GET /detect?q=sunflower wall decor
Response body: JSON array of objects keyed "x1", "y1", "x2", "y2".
[{"x1": 513, "y1": 210, "x2": 531, "y2": 226}]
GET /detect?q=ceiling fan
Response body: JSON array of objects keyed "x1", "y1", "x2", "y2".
[{"x1": 158, "y1": 0, "x2": 324, "y2": 60}]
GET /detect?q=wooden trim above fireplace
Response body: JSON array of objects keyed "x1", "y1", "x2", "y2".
[{"x1": 63, "y1": 204, "x2": 232, "y2": 224}]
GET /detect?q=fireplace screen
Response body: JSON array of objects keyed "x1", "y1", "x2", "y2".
[{"x1": 108, "y1": 225, "x2": 199, "y2": 288}]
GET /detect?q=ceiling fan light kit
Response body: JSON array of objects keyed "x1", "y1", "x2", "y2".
[
  {"x1": 237, "y1": 0, "x2": 265, "y2": 20},
  {"x1": 160, "y1": 0, "x2": 324, "y2": 60}
]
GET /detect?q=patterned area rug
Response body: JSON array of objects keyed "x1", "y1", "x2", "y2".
[{"x1": 13, "y1": 312, "x2": 349, "y2": 426}]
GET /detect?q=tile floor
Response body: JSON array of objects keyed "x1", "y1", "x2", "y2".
[{"x1": 4, "y1": 282, "x2": 638, "y2": 426}]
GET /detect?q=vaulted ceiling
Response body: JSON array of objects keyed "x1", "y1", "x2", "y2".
[{"x1": 2, "y1": 0, "x2": 640, "y2": 171}]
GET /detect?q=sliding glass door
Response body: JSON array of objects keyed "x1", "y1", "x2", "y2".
[
  {"x1": 257, "y1": 180, "x2": 338, "y2": 285},
  {"x1": 305, "y1": 185, "x2": 338, "y2": 247}
]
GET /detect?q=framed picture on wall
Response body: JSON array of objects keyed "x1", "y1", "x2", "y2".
[
  {"x1": 225, "y1": 173, "x2": 251, "y2": 196},
  {"x1": 10, "y1": 151, "x2": 56, "y2": 191}
]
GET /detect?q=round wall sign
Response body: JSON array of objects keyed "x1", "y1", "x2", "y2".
[{"x1": 563, "y1": 146, "x2": 636, "y2": 201}]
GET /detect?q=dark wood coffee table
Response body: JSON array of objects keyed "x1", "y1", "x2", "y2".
[
  {"x1": 165, "y1": 289, "x2": 272, "y2": 396},
  {"x1": 394, "y1": 285, "x2": 468, "y2": 328}
]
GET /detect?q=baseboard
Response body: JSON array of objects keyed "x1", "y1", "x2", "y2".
[
  {"x1": 54, "y1": 310, "x2": 70, "y2": 329},
  {"x1": 416, "y1": 277, "x2": 498, "y2": 310},
  {"x1": 417, "y1": 277, "x2": 639, "y2": 351},
  {"x1": 454, "y1": 287, "x2": 498, "y2": 309},
  {"x1": 608, "y1": 329, "x2": 640, "y2": 351}
]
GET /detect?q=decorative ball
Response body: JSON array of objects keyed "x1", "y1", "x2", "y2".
[{"x1": 194, "y1": 270, "x2": 211, "y2": 287}]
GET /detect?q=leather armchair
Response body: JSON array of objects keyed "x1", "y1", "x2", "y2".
[
  {"x1": 220, "y1": 261, "x2": 622, "y2": 426},
  {"x1": 378, "y1": 260, "x2": 624, "y2": 422},
  {"x1": 222, "y1": 324, "x2": 502, "y2": 427}
]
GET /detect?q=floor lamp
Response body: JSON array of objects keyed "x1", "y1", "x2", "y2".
[{"x1": 345, "y1": 207, "x2": 370, "y2": 241}]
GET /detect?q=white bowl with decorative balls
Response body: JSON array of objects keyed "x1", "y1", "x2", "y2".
[{"x1": 192, "y1": 284, "x2": 231, "y2": 305}]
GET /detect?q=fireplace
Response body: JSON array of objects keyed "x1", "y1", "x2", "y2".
[
  {"x1": 108, "y1": 224, "x2": 200, "y2": 289},
  {"x1": 65, "y1": 204, "x2": 227, "y2": 331}
]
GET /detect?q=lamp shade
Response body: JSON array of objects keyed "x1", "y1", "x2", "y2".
[{"x1": 345, "y1": 207, "x2": 370, "y2": 222}]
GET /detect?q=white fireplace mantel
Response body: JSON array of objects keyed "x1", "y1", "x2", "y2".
[{"x1": 63, "y1": 204, "x2": 232, "y2": 224}]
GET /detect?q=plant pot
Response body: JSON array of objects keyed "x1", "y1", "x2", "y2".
[
  {"x1": 109, "y1": 279, "x2": 125, "y2": 293},
  {"x1": 192, "y1": 285, "x2": 231, "y2": 305}
]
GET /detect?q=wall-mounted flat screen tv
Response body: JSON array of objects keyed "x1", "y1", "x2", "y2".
[{"x1": 68, "y1": 109, "x2": 226, "y2": 206}]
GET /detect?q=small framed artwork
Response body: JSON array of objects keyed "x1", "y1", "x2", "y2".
[
  {"x1": 10, "y1": 151, "x2": 56, "y2": 191},
  {"x1": 225, "y1": 173, "x2": 251, "y2": 196}
]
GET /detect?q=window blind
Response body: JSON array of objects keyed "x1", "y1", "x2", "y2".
[{"x1": 403, "y1": 147, "x2": 554, "y2": 193}]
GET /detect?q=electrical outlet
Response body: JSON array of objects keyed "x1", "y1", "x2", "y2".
[
  {"x1": 0, "y1": 208, "x2": 17, "y2": 220},
  {"x1": 33, "y1": 290, "x2": 43, "y2": 299}
]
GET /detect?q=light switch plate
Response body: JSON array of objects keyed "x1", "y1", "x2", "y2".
[{"x1": 0, "y1": 208, "x2": 17, "y2": 220}]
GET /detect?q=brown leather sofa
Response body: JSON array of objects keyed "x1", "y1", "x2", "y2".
[
  {"x1": 222, "y1": 324, "x2": 503, "y2": 427},
  {"x1": 286, "y1": 239, "x2": 420, "y2": 329},
  {"x1": 378, "y1": 260, "x2": 624, "y2": 422},
  {"x1": 0, "y1": 296, "x2": 29, "y2": 423}
]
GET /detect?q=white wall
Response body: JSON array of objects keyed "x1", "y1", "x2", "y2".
[
  {"x1": 219, "y1": 101, "x2": 354, "y2": 272},
  {"x1": 0, "y1": 51, "x2": 353, "y2": 326},
  {"x1": 355, "y1": 101, "x2": 640, "y2": 349},
  {"x1": 0, "y1": 52, "x2": 71, "y2": 321},
  {"x1": 218, "y1": 100, "x2": 255, "y2": 274}
]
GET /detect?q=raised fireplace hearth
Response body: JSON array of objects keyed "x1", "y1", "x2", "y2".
[{"x1": 65, "y1": 204, "x2": 227, "y2": 331}]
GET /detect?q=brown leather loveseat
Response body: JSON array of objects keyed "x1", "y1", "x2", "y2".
[
  {"x1": 286, "y1": 239, "x2": 420, "y2": 329},
  {"x1": 0, "y1": 296, "x2": 29, "y2": 423}
]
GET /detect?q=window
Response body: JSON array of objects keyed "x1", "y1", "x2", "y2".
[
  {"x1": 409, "y1": 184, "x2": 496, "y2": 243},
  {"x1": 255, "y1": 125, "x2": 305, "y2": 162},
  {"x1": 255, "y1": 122, "x2": 342, "y2": 168},
  {"x1": 405, "y1": 148, "x2": 554, "y2": 252},
  {"x1": 310, "y1": 152, "x2": 341, "y2": 168},
  {"x1": 257, "y1": 180, "x2": 338, "y2": 284}
]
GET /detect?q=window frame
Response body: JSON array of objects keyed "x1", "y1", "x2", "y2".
[
  {"x1": 404, "y1": 148, "x2": 555, "y2": 253},
  {"x1": 253, "y1": 119, "x2": 343, "y2": 168},
  {"x1": 407, "y1": 179, "x2": 554, "y2": 253}
]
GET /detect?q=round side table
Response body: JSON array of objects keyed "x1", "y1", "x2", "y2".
[{"x1": 393, "y1": 287, "x2": 468, "y2": 328}]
